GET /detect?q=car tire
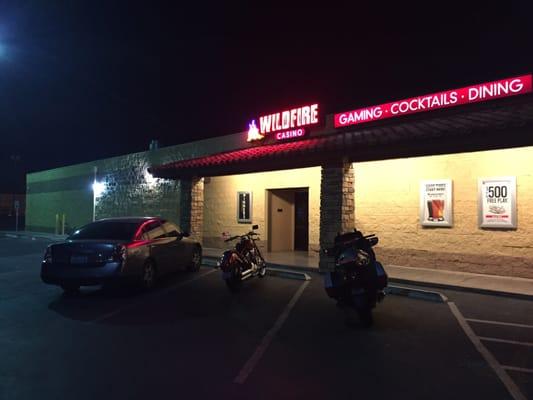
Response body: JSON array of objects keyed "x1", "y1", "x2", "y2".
[
  {"x1": 141, "y1": 260, "x2": 157, "y2": 290},
  {"x1": 187, "y1": 246, "x2": 202, "y2": 272},
  {"x1": 61, "y1": 284, "x2": 80, "y2": 296}
]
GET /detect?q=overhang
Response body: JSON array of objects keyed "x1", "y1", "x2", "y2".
[{"x1": 150, "y1": 97, "x2": 533, "y2": 180}]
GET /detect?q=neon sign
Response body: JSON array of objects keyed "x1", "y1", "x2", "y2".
[
  {"x1": 248, "y1": 104, "x2": 319, "y2": 142},
  {"x1": 334, "y1": 75, "x2": 532, "y2": 128}
]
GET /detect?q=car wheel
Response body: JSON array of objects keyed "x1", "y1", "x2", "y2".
[
  {"x1": 187, "y1": 247, "x2": 202, "y2": 272},
  {"x1": 141, "y1": 260, "x2": 157, "y2": 290},
  {"x1": 61, "y1": 284, "x2": 80, "y2": 296}
]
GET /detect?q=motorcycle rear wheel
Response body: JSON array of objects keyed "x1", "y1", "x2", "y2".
[
  {"x1": 225, "y1": 277, "x2": 242, "y2": 293},
  {"x1": 353, "y1": 294, "x2": 374, "y2": 327}
]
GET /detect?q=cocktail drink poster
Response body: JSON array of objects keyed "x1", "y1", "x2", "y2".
[{"x1": 420, "y1": 179, "x2": 453, "y2": 227}]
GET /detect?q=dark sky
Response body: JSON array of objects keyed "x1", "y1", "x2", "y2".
[{"x1": 1, "y1": 1, "x2": 532, "y2": 192}]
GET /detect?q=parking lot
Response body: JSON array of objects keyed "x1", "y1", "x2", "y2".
[{"x1": 0, "y1": 236, "x2": 532, "y2": 400}]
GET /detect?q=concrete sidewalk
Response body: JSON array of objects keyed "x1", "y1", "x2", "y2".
[
  {"x1": 2, "y1": 230, "x2": 68, "y2": 241},
  {"x1": 3, "y1": 231, "x2": 532, "y2": 299},
  {"x1": 203, "y1": 247, "x2": 533, "y2": 299}
]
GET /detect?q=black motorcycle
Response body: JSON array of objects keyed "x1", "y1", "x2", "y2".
[
  {"x1": 323, "y1": 229, "x2": 388, "y2": 327},
  {"x1": 216, "y1": 225, "x2": 267, "y2": 292}
]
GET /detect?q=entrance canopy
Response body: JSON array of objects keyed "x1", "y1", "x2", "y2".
[{"x1": 150, "y1": 98, "x2": 533, "y2": 179}]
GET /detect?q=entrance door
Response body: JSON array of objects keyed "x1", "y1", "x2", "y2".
[
  {"x1": 294, "y1": 190, "x2": 309, "y2": 251},
  {"x1": 268, "y1": 188, "x2": 309, "y2": 252}
]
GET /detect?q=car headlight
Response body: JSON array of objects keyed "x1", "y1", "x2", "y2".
[{"x1": 43, "y1": 246, "x2": 53, "y2": 263}]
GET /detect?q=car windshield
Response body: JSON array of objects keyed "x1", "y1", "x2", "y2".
[{"x1": 67, "y1": 221, "x2": 140, "y2": 241}]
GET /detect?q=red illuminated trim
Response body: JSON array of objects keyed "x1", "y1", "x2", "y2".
[
  {"x1": 126, "y1": 240, "x2": 151, "y2": 249},
  {"x1": 334, "y1": 74, "x2": 533, "y2": 128},
  {"x1": 133, "y1": 219, "x2": 156, "y2": 241}
]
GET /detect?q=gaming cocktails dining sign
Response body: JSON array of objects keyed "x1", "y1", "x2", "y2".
[
  {"x1": 420, "y1": 179, "x2": 453, "y2": 227},
  {"x1": 334, "y1": 75, "x2": 532, "y2": 128}
]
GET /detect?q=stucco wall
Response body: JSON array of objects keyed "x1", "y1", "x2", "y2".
[
  {"x1": 354, "y1": 146, "x2": 533, "y2": 278},
  {"x1": 203, "y1": 167, "x2": 321, "y2": 251}
]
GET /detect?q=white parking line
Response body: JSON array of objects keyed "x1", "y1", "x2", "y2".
[
  {"x1": 465, "y1": 318, "x2": 533, "y2": 329},
  {"x1": 448, "y1": 302, "x2": 527, "y2": 400},
  {"x1": 502, "y1": 366, "x2": 533, "y2": 374},
  {"x1": 234, "y1": 280, "x2": 310, "y2": 385},
  {"x1": 479, "y1": 337, "x2": 533, "y2": 347},
  {"x1": 88, "y1": 269, "x2": 217, "y2": 324}
]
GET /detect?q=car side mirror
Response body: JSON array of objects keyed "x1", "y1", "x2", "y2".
[{"x1": 252, "y1": 224, "x2": 259, "y2": 230}]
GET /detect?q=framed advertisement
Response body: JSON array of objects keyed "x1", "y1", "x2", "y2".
[
  {"x1": 420, "y1": 179, "x2": 453, "y2": 227},
  {"x1": 478, "y1": 176, "x2": 517, "y2": 229},
  {"x1": 237, "y1": 191, "x2": 252, "y2": 223}
]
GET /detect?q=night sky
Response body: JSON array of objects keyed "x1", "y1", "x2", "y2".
[{"x1": 1, "y1": 1, "x2": 532, "y2": 192}]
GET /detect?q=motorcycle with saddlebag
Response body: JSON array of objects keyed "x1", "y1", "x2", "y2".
[
  {"x1": 216, "y1": 225, "x2": 267, "y2": 292},
  {"x1": 323, "y1": 229, "x2": 388, "y2": 327}
]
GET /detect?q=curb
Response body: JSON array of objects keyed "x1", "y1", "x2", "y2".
[
  {"x1": 203, "y1": 256, "x2": 533, "y2": 300},
  {"x1": 267, "y1": 268, "x2": 312, "y2": 281},
  {"x1": 386, "y1": 284, "x2": 448, "y2": 303}
]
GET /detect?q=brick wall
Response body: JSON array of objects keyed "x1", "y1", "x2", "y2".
[
  {"x1": 354, "y1": 146, "x2": 533, "y2": 278},
  {"x1": 203, "y1": 167, "x2": 321, "y2": 251}
]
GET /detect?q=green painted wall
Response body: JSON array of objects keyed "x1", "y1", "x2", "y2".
[{"x1": 26, "y1": 132, "x2": 245, "y2": 234}]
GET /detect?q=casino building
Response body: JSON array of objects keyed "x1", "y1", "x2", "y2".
[{"x1": 26, "y1": 74, "x2": 533, "y2": 278}]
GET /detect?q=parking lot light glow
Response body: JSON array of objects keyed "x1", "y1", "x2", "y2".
[
  {"x1": 144, "y1": 169, "x2": 157, "y2": 188},
  {"x1": 92, "y1": 181, "x2": 106, "y2": 197}
]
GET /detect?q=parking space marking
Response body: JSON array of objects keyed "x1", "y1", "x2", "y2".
[
  {"x1": 448, "y1": 302, "x2": 527, "y2": 400},
  {"x1": 234, "y1": 280, "x2": 310, "y2": 385},
  {"x1": 465, "y1": 318, "x2": 533, "y2": 329},
  {"x1": 502, "y1": 366, "x2": 533, "y2": 374},
  {"x1": 87, "y1": 268, "x2": 217, "y2": 324},
  {"x1": 479, "y1": 337, "x2": 533, "y2": 347}
]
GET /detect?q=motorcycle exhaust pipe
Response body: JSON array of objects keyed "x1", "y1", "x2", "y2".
[{"x1": 240, "y1": 269, "x2": 253, "y2": 281}]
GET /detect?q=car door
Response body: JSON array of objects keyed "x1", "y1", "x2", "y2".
[
  {"x1": 141, "y1": 220, "x2": 172, "y2": 275},
  {"x1": 161, "y1": 221, "x2": 189, "y2": 271}
]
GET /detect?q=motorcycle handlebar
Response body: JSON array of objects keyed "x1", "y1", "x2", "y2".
[
  {"x1": 322, "y1": 234, "x2": 379, "y2": 253},
  {"x1": 224, "y1": 232, "x2": 260, "y2": 242}
]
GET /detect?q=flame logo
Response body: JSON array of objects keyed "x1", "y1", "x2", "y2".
[{"x1": 247, "y1": 120, "x2": 264, "y2": 142}]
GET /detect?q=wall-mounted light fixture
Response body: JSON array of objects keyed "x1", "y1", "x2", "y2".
[
  {"x1": 92, "y1": 180, "x2": 106, "y2": 198},
  {"x1": 144, "y1": 169, "x2": 157, "y2": 188}
]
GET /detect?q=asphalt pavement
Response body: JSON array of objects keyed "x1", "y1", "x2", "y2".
[{"x1": 0, "y1": 236, "x2": 531, "y2": 400}]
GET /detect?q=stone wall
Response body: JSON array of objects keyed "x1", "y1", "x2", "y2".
[
  {"x1": 318, "y1": 162, "x2": 355, "y2": 271},
  {"x1": 26, "y1": 132, "x2": 246, "y2": 233}
]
